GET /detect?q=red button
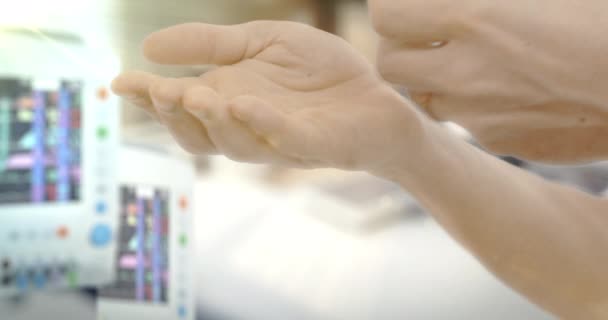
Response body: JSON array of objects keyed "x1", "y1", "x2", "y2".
[{"x1": 56, "y1": 226, "x2": 69, "y2": 239}]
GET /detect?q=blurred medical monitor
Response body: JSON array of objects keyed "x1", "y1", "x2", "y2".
[
  {"x1": 0, "y1": 78, "x2": 82, "y2": 203},
  {"x1": 0, "y1": 29, "x2": 119, "y2": 295},
  {"x1": 98, "y1": 145, "x2": 195, "y2": 320}
]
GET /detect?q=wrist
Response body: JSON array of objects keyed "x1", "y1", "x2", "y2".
[
  {"x1": 360, "y1": 86, "x2": 441, "y2": 177},
  {"x1": 366, "y1": 93, "x2": 476, "y2": 190}
]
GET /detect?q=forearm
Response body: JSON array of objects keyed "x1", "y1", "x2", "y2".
[{"x1": 372, "y1": 94, "x2": 608, "y2": 319}]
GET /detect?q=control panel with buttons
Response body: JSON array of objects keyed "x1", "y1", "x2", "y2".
[
  {"x1": 97, "y1": 145, "x2": 195, "y2": 320},
  {"x1": 0, "y1": 30, "x2": 120, "y2": 295}
]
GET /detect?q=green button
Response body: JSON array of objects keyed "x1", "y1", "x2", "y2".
[
  {"x1": 67, "y1": 271, "x2": 78, "y2": 288},
  {"x1": 97, "y1": 127, "x2": 108, "y2": 139},
  {"x1": 179, "y1": 234, "x2": 188, "y2": 247}
]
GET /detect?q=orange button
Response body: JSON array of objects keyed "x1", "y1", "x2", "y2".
[
  {"x1": 96, "y1": 87, "x2": 109, "y2": 101},
  {"x1": 179, "y1": 196, "x2": 188, "y2": 211},
  {"x1": 56, "y1": 226, "x2": 69, "y2": 239}
]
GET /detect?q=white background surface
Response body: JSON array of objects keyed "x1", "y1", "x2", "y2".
[{"x1": 192, "y1": 173, "x2": 554, "y2": 320}]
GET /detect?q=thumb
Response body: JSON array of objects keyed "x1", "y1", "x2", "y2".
[{"x1": 143, "y1": 21, "x2": 276, "y2": 66}]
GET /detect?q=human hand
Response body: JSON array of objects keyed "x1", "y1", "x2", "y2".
[
  {"x1": 112, "y1": 21, "x2": 424, "y2": 171},
  {"x1": 369, "y1": 0, "x2": 608, "y2": 163}
]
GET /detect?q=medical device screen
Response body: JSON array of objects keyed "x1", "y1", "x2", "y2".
[
  {"x1": 0, "y1": 77, "x2": 82, "y2": 205},
  {"x1": 100, "y1": 185, "x2": 170, "y2": 303}
]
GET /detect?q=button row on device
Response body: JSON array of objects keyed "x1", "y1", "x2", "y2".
[
  {"x1": 177, "y1": 195, "x2": 189, "y2": 318},
  {"x1": 178, "y1": 195, "x2": 190, "y2": 318},
  {"x1": 0, "y1": 262, "x2": 78, "y2": 290},
  {"x1": 5, "y1": 226, "x2": 72, "y2": 242}
]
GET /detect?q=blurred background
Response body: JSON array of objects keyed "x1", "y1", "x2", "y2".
[{"x1": 1, "y1": 1, "x2": 607, "y2": 320}]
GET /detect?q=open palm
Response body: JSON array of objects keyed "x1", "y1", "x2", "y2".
[{"x1": 112, "y1": 21, "x2": 419, "y2": 170}]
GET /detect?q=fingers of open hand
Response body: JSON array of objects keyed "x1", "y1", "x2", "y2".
[
  {"x1": 230, "y1": 98, "x2": 338, "y2": 166},
  {"x1": 148, "y1": 78, "x2": 217, "y2": 155},
  {"x1": 182, "y1": 87, "x2": 287, "y2": 164},
  {"x1": 111, "y1": 71, "x2": 161, "y2": 121}
]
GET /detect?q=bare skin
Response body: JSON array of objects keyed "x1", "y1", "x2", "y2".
[
  {"x1": 112, "y1": 21, "x2": 608, "y2": 319},
  {"x1": 369, "y1": 0, "x2": 608, "y2": 163}
]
